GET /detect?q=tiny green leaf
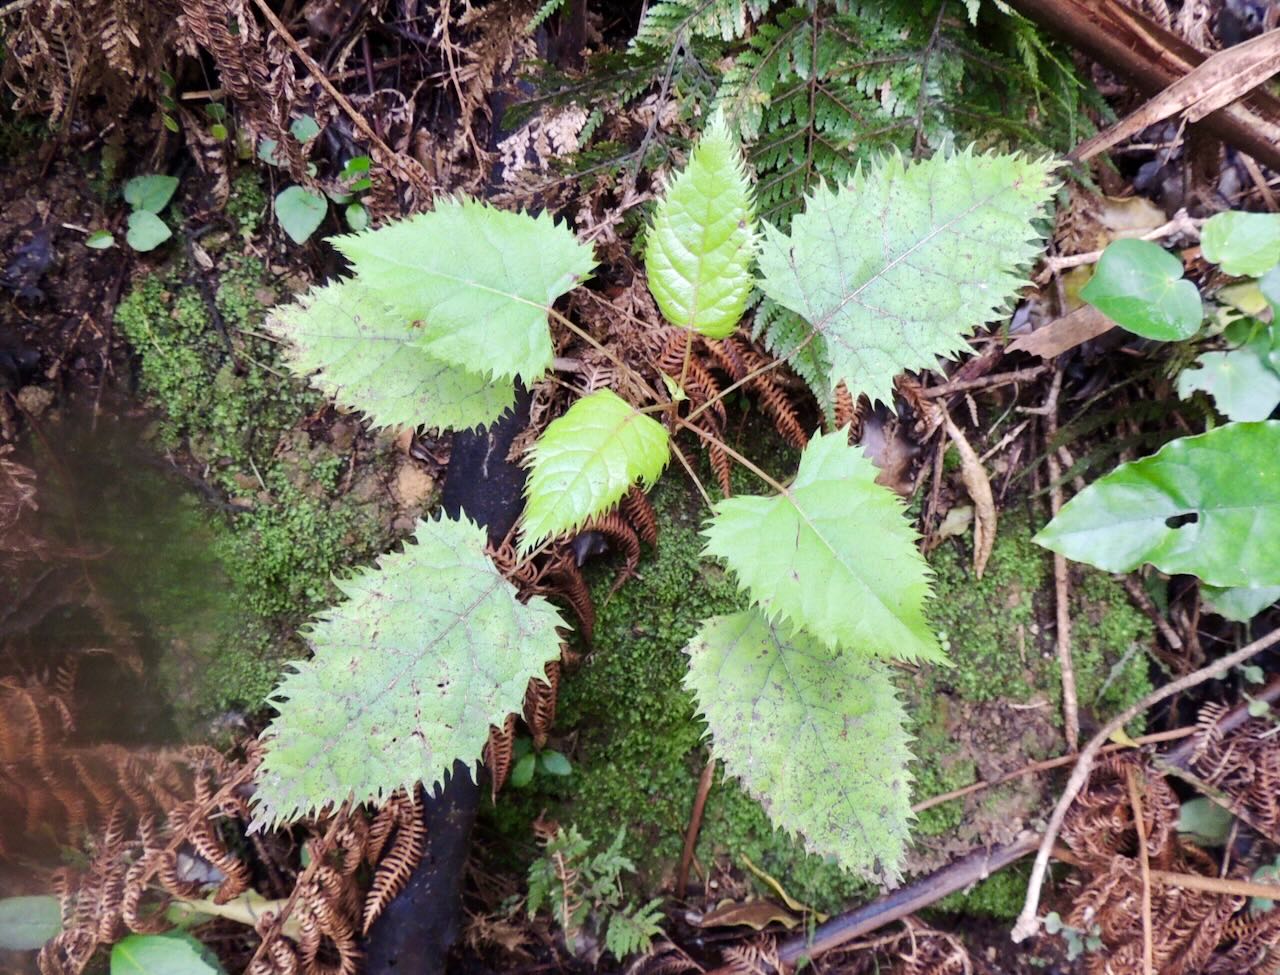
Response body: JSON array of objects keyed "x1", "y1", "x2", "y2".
[
  {"x1": 1201, "y1": 211, "x2": 1280, "y2": 277},
  {"x1": 275, "y1": 186, "x2": 327, "y2": 244},
  {"x1": 333, "y1": 198, "x2": 595, "y2": 383},
  {"x1": 1242, "y1": 664, "x2": 1266, "y2": 684},
  {"x1": 1203, "y1": 584, "x2": 1280, "y2": 622},
  {"x1": 86, "y1": 230, "x2": 115, "y2": 250},
  {"x1": 1034, "y1": 421, "x2": 1280, "y2": 587},
  {"x1": 512, "y1": 753, "x2": 536, "y2": 787},
  {"x1": 161, "y1": 114, "x2": 180, "y2": 133},
  {"x1": 210, "y1": 123, "x2": 229, "y2": 141},
  {"x1": 253, "y1": 515, "x2": 565, "y2": 826},
  {"x1": 539, "y1": 750, "x2": 572, "y2": 776},
  {"x1": 258, "y1": 138, "x2": 280, "y2": 166},
  {"x1": 1177, "y1": 797, "x2": 1233, "y2": 846},
  {"x1": 124, "y1": 174, "x2": 179, "y2": 213},
  {"x1": 344, "y1": 202, "x2": 369, "y2": 232},
  {"x1": 111, "y1": 932, "x2": 226, "y2": 975},
  {"x1": 343, "y1": 155, "x2": 372, "y2": 176},
  {"x1": 126, "y1": 211, "x2": 172, "y2": 252},
  {"x1": 1248, "y1": 698, "x2": 1271, "y2": 718},
  {"x1": 520, "y1": 389, "x2": 669, "y2": 553},
  {"x1": 1080, "y1": 238, "x2": 1201, "y2": 341},
  {"x1": 268, "y1": 276, "x2": 515, "y2": 432},
  {"x1": 290, "y1": 114, "x2": 322, "y2": 143},
  {"x1": 0, "y1": 895, "x2": 60, "y2": 950},
  {"x1": 204, "y1": 103, "x2": 227, "y2": 121},
  {"x1": 1177, "y1": 321, "x2": 1280, "y2": 421},
  {"x1": 685, "y1": 609, "x2": 914, "y2": 882},
  {"x1": 645, "y1": 114, "x2": 757, "y2": 339},
  {"x1": 702, "y1": 428, "x2": 945, "y2": 662}
]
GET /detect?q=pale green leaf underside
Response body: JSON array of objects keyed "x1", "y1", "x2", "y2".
[
  {"x1": 253, "y1": 515, "x2": 564, "y2": 826},
  {"x1": 270, "y1": 277, "x2": 514, "y2": 431},
  {"x1": 520, "y1": 389, "x2": 670, "y2": 553},
  {"x1": 646, "y1": 115, "x2": 757, "y2": 339},
  {"x1": 757, "y1": 150, "x2": 1055, "y2": 404},
  {"x1": 1034, "y1": 421, "x2": 1280, "y2": 588},
  {"x1": 1176, "y1": 322, "x2": 1280, "y2": 422},
  {"x1": 702, "y1": 429, "x2": 944, "y2": 662},
  {"x1": 332, "y1": 197, "x2": 596, "y2": 383},
  {"x1": 685, "y1": 610, "x2": 913, "y2": 883},
  {"x1": 1201, "y1": 583, "x2": 1280, "y2": 622}
]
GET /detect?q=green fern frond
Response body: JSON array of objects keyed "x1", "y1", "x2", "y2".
[
  {"x1": 646, "y1": 114, "x2": 757, "y2": 339},
  {"x1": 751, "y1": 297, "x2": 835, "y2": 418},
  {"x1": 520, "y1": 389, "x2": 670, "y2": 553},
  {"x1": 331, "y1": 198, "x2": 596, "y2": 384},
  {"x1": 702, "y1": 428, "x2": 944, "y2": 662},
  {"x1": 685, "y1": 609, "x2": 914, "y2": 882},
  {"x1": 252, "y1": 515, "x2": 565, "y2": 827},
  {"x1": 268, "y1": 277, "x2": 514, "y2": 432},
  {"x1": 604, "y1": 899, "x2": 665, "y2": 958},
  {"x1": 633, "y1": 0, "x2": 773, "y2": 48},
  {"x1": 757, "y1": 149, "x2": 1056, "y2": 405}
]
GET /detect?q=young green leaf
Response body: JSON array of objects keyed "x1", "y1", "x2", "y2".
[
  {"x1": 645, "y1": 115, "x2": 757, "y2": 339},
  {"x1": 86, "y1": 230, "x2": 115, "y2": 250},
  {"x1": 1034, "y1": 421, "x2": 1280, "y2": 587},
  {"x1": 1262, "y1": 265, "x2": 1280, "y2": 322},
  {"x1": 757, "y1": 150, "x2": 1055, "y2": 404},
  {"x1": 125, "y1": 211, "x2": 172, "y2": 252},
  {"x1": 268, "y1": 277, "x2": 514, "y2": 432},
  {"x1": 1080, "y1": 238, "x2": 1202, "y2": 341},
  {"x1": 111, "y1": 932, "x2": 226, "y2": 975},
  {"x1": 685, "y1": 610, "x2": 914, "y2": 882},
  {"x1": 1177, "y1": 321, "x2": 1280, "y2": 421},
  {"x1": 604, "y1": 899, "x2": 665, "y2": 959},
  {"x1": 123, "y1": 174, "x2": 179, "y2": 213},
  {"x1": 275, "y1": 186, "x2": 327, "y2": 244},
  {"x1": 333, "y1": 198, "x2": 596, "y2": 383},
  {"x1": 290, "y1": 114, "x2": 322, "y2": 143},
  {"x1": 0, "y1": 895, "x2": 60, "y2": 950},
  {"x1": 1200, "y1": 210, "x2": 1280, "y2": 277},
  {"x1": 702, "y1": 428, "x2": 944, "y2": 662},
  {"x1": 520, "y1": 389, "x2": 669, "y2": 553},
  {"x1": 253, "y1": 515, "x2": 565, "y2": 826}
]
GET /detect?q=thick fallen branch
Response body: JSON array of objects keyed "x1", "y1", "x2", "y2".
[{"x1": 1002, "y1": 0, "x2": 1280, "y2": 171}]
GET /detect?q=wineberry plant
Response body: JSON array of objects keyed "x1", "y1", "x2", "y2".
[{"x1": 256, "y1": 115, "x2": 1055, "y2": 883}]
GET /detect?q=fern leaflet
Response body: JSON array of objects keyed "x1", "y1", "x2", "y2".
[
  {"x1": 702, "y1": 428, "x2": 944, "y2": 662},
  {"x1": 685, "y1": 609, "x2": 914, "y2": 882},
  {"x1": 252, "y1": 515, "x2": 565, "y2": 827}
]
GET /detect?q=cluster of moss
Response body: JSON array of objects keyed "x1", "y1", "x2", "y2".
[{"x1": 113, "y1": 229, "x2": 391, "y2": 724}]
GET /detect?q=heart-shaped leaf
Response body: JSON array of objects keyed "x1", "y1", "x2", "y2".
[
  {"x1": 1201, "y1": 210, "x2": 1280, "y2": 277},
  {"x1": 1080, "y1": 238, "x2": 1201, "y2": 341},
  {"x1": 275, "y1": 186, "x2": 327, "y2": 244},
  {"x1": 124, "y1": 174, "x2": 179, "y2": 213},
  {"x1": 126, "y1": 211, "x2": 172, "y2": 252}
]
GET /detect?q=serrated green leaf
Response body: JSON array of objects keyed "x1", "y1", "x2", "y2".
[
  {"x1": 1201, "y1": 211, "x2": 1280, "y2": 277},
  {"x1": 756, "y1": 150, "x2": 1055, "y2": 404},
  {"x1": 0, "y1": 895, "x2": 60, "y2": 950},
  {"x1": 125, "y1": 210, "x2": 172, "y2": 252},
  {"x1": 1080, "y1": 238, "x2": 1202, "y2": 341},
  {"x1": 702, "y1": 428, "x2": 944, "y2": 662},
  {"x1": 645, "y1": 115, "x2": 757, "y2": 339},
  {"x1": 253, "y1": 515, "x2": 565, "y2": 826},
  {"x1": 1201, "y1": 584, "x2": 1280, "y2": 622},
  {"x1": 269, "y1": 277, "x2": 513, "y2": 432},
  {"x1": 124, "y1": 174, "x2": 179, "y2": 213},
  {"x1": 332, "y1": 198, "x2": 595, "y2": 383},
  {"x1": 1034, "y1": 421, "x2": 1280, "y2": 587},
  {"x1": 520, "y1": 389, "x2": 669, "y2": 553},
  {"x1": 685, "y1": 610, "x2": 914, "y2": 882},
  {"x1": 275, "y1": 186, "x2": 327, "y2": 244},
  {"x1": 111, "y1": 932, "x2": 225, "y2": 975},
  {"x1": 1177, "y1": 321, "x2": 1280, "y2": 421}
]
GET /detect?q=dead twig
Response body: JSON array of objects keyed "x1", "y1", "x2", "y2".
[
  {"x1": 677, "y1": 758, "x2": 717, "y2": 898},
  {"x1": 1011, "y1": 624, "x2": 1280, "y2": 942},
  {"x1": 1149, "y1": 870, "x2": 1280, "y2": 899},
  {"x1": 1126, "y1": 766, "x2": 1155, "y2": 975},
  {"x1": 919, "y1": 365, "x2": 1049, "y2": 398},
  {"x1": 1121, "y1": 575, "x2": 1185, "y2": 654},
  {"x1": 1043, "y1": 368, "x2": 1079, "y2": 751},
  {"x1": 1035, "y1": 210, "x2": 1202, "y2": 282}
]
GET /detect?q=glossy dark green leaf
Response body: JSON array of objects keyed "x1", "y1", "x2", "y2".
[
  {"x1": 1080, "y1": 238, "x2": 1201, "y2": 341},
  {"x1": 1201, "y1": 210, "x2": 1280, "y2": 277},
  {"x1": 1035, "y1": 421, "x2": 1280, "y2": 587},
  {"x1": 0, "y1": 895, "x2": 60, "y2": 950},
  {"x1": 274, "y1": 187, "x2": 327, "y2": 244}
]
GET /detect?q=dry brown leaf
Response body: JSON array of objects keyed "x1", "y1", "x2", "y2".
[
  {"x1": 694, "y1": 899, "x2": 800, "y2": 931},
  {"x1": 1007, "y1": 306, "x2": 1116, "y2": 359},
  {"x1": 943, "y1": 416, "x2": 996, "y2": 578}
]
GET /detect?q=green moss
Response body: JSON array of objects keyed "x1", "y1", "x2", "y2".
[
  {"x1": 226, "y1": 169, "x2": 269, "y2": 237},
  {"x1": 933, "y1": 863, "x2": 1030, "y2": 920}
]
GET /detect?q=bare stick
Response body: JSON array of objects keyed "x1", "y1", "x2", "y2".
[
  {"x1": 1043, "y1": 368, "x2": 1079, "y2": 750},
  {"x1": 1011, "y1": 623, "x2": 1280, "y2": 942},
  {"x1": 919, "y1": 365, "x2": 1050, "y2": 398},
  {"x1": 1150, "y1": 870, "x2": 1280, "y2": 899},
  {"x1": 677, "y1": 757, "x2": 717, "y2": 897},
  {"x1": 1127, "y1": 767, "x2": 1154, "y2": 975},
  {"x1": 1034, "y1": 210, "x2": 1202, "y2": 281}
]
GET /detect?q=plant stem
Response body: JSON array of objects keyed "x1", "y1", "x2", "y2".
[{"x1": 675, "y1": 418, "x2": 790, "y2": 496}]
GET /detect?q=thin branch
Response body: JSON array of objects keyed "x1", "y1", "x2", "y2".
[
  {"x1": 676, "y1": 418, "x2": 789, "y2": 496},
  {"x1": 1126, "y1": 767, "x2": 1154, "y2": 975},
  {"x1": 1011, "y1": 623, "x2": 1280, "y2": 942},
  {"x1": 677, "y1": 757, "x2": 717, "y2": 897},
  {"x1": 1043, "y1": 367, "x2": 1079, "y2": 751}
]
